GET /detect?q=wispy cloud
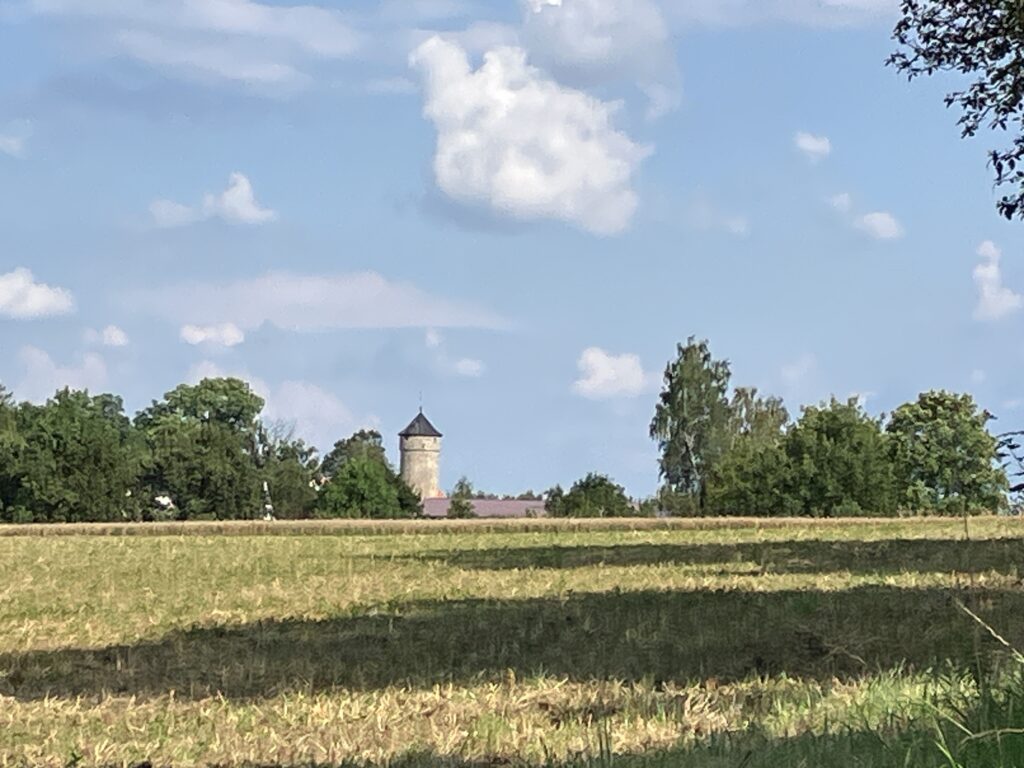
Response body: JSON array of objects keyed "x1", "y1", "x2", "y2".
[
  {"x1": 137, "y1": 272, "x2": 505, "y2": 333},
  {"x1": 26, "y1": 0, "x2": 361, "y2": 88}
]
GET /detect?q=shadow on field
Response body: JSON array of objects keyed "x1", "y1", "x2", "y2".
[
  {"x1": 407, "y1": 536, "x2": 1024, "y2": 575},
  {"x1": 1, "y1": 586, "x2": 1022, "y2": 701}
]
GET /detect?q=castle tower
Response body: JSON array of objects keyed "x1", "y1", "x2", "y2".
[{"x1": 399, "y1": 409, "x2": 443, "y2": 499}]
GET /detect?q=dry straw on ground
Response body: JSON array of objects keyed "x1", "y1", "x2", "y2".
[{"x1": 0, "y1": 517, "x2": 1021, "y2": 766}]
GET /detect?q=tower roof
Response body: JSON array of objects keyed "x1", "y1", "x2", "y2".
[{"x1": 399, "y1": 410, "x2": 442, "y2": 438}]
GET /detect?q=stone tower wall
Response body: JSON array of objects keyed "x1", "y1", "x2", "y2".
[{"x1": 399, "y1": 435, "x2": 441, "y2": 499}]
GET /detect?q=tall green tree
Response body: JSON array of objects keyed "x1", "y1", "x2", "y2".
[
  {"x1": 316, "y1": 453, "x2": 408, "y2": 519},
  {"x1": 706, "y1": 388, "x2": 792, "y2": 517},
  {"x1": 650, "y1": 338, "x2": 733, "y2": 509},
  {"x1": 889, "y1": 1, "x2": 1024, "y2": 220},
  {"x1": 785, "y1": 397, "x2": 897, "y2": 517},
  {"x1": 319, "y1": 428, "x2": 421, "y2": 517},
  {"x1": 729, "y1": 387, "x2": 789, "y2": 446},
  {"x1": 4, "y1": 389, "x2": 144, "y2": 523},
  {"x1": 320, "y1": 429, "x2": 388, "y2": 478},
  {"x1": 887, "y1": 391, "x2": 1007, "y2": 514},
  {"x1": 136, "y1": 378, "x2": 265, "y2": 520}
]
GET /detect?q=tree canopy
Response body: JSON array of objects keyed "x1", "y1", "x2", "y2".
[
  {"x1": 546, "y1": 473, "x2": 636, "y2": 518},
  {"x1": 649, "y1": 338, "x2": 733, "y2": 505},
  {"x1": 889, "y1": 0, "x2": 1024, "y2": 220},
  {"x1": 887, "y1": 390, "x2": 1006, "y2": 513}
]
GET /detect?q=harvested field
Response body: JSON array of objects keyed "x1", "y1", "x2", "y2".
[{"x1": 1, "y1": 517, "x2": 1022, "y2": 766}]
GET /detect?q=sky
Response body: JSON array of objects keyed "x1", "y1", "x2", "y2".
[{"x1": 1, "y1": 0, "x2": 1022, "y2": 498}]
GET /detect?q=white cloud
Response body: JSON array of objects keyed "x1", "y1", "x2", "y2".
[
  {"x1": 855, "y1": 211, "x2": 904, "y2": 240},
  {"x1": 974, "y1": 240, "x2": 1022, "y2": 322},
  {"x1": 521, "y1": 0, "x2": 680, "y2": 118},
  {"x1": 27, "y1": 0, "x2": 360, "y2": 87},
  {"x1": 0, "y1": 268, "x2": 75, "y2": 319},
  {"x1": 151, "y1": 172, "x2": 276, "y2": 227},
  {"x1": 410, "y1": 36, "x2": 650, "y2": 235},
  {"x1": 16, "y1": 347, "x2": 108, "y2": 403},
  {"x1": 0, "y1": 121, "x2": 30, "y2": 158},
  {"x1": 829, "y1": 193, "x2": 904, "y2": 240},
  {"x1": 573, "y1": 346, "x2": 651, "y2": 399},
  {"x1": 149, "y1": 199, "x2": 201, "y2": 228},
  {"x1": 794, "y1": 131, "x2": 831, "y2": 161},
  {"x1": 85, "y1": 325, "x2": 130, "y2": 347},
  {"x1": 971, "y1": 369, "x2": 987, "y2": 385},
  {"x1": 180, "y1": 322, "x2": 246, "y2": 347},
  {"x1": 454, "y1": 358, "x2": 485, "y2": 377},
  {"x1": 137, "y1": 271, "x2": 504, "y2": 332}
]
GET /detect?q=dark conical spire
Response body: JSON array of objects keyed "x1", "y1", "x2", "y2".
[{"x1": 400, "y1": 410, "x2": 442, "y2": 438}]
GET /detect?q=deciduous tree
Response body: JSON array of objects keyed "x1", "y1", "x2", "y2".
[
  {"x1": 889, "y1": 1, "x2": 1024, "y2": 220},
  {"x1": 887, "y1": 390, "x2": 1007, "y2": 513},
  {"x1": 650, "y1": 338, "x2": 733, "y2": 508}
]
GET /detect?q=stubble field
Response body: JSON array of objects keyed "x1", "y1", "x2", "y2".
[{"x1": 1, "y1": 517, "x2": 1023, "y2": 766}]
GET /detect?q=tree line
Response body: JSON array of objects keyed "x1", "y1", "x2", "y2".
[
  {"x1": 0, "y1": 379, "x2": 421, "y2": 523},
  {"x1": 0, "y1": 337, "x2": 1016, "y2": 522},
  {"x1": 648, "y1": 338, "x2": 1011, "y2": 517}
]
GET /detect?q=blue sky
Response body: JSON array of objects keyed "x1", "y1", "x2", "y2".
[{"x1": 1, "y1": 0, "x2": 1022, "y2": 498}]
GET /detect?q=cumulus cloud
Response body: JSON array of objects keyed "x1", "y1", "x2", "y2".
[
  {"x1": 136, "y1": 271, "x2": 504, "y2": 332},
  {"x1": 151, "y1": 172, "x2": 276, "y2": 227},
  {"x1": 180, "y1": 322, "x2": 246, "y2": 347},
  {"x1": 573, "y1": 346, "x2": 651, "y2": 399},
  {"x1": 84, "y1": 325, "x2": 129, "y2": 347},
  {"x1": 410, "y1": 36, "x2": 650, "y2": 235},
  {"x1": 974, "y1": 240, "x2": 1022, "y2": 322},
  {"x1": 15, "y1": 347, "x2": 108, "y2": 403},
  {"x1": 855, "y1": 211, "x2": 904, "y2": 240},
  {"x1": 0, "y1": 268, "x2": 75, "y2": 319},
  {"x1": 522, "y1": 0, "x2": 680, "y2": 118},
  {"x1": 26, "y1": 0, "x2": 360, "y2": 88},
  {"x1": 794, "y1": 131, "x2": 831, "y2": 161}
]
